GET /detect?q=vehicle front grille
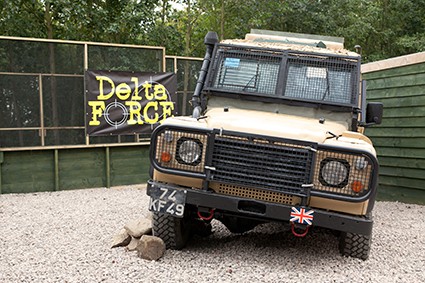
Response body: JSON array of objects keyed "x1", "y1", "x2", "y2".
[
  {"x1": 211, "y1": 134, "x2": 315, "y2": 196},
  {"x1": 210, "y1": 183, "x2": 301, "y2": 205}
]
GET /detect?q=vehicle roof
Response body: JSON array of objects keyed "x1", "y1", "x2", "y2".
[
  {"x1": 221, "y1": 31, "x2": 359, "y2": 57},
  {"x1": 221, "y1": 39, "x2": 359, "y2": 57}
]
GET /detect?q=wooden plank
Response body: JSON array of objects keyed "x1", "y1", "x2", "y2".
[
  {"x1": 110, "y1": 146, "x2": 150, "y2": 186},
  {"x1": 375, "y1": 117, "x2": 425, "y2": 128},
  {"x1": 111, "y1": 172, "x2": 149, "y2": 186},
  {"x1": 365, "y1": 72, "x2": 425, "y2": 90},
  {"x1": 0, "y1": 141, "x2": 149, "y2": 152},
  {"x1": 2, "y1": 181, "x2": 56, "y2": 194},
  {"x1": 0, "y1": 35, "x2": 165, "y2": 50},
  {"x1": 111, "y1": 166, "x2": 149, "y2": 175},
  {"x1": 375, "y1": 147, "x2": 425, "y2": 159},
  {"x1": 380, "y1": 167, "x2": 425, "y2": 180},
  {"x1": 58, "y1": 148, "x2": 106, "y2": 190},
  {"x1": 109, "y1": 147, "x2": 149, "y2": 162},
  {"x1": 3, "y1": 161, "x2": 54, "y2": 173},
  {"x1": 1, "y1": 151, "x2": 55, "y2": 193},
  {"x1": 366, "y1": 85, "x2": 425, "y2": 100},
  {"x1": 378, "y1": 156, "x2": 425, "y2": 170},
  {"x1": 378, "y1": 175, "x2": 425, "y2": 191},
  {"x1": 59, "y1": 177, "x2": 105, "y2": 190},
  {"x1": 1, "y1": 168, "x2": 55, "y2": 185},
  {"x1": 370, "y1": 137, "x2": 425, "y2": 148},
  {"x1": 365, "y1": 106, "x2": 425, "y2": 118},
  {"x1": 365, "y1": 127, "x2": 425, "y2": 138},
  {"x1": 368, "y1": 95, "x2": 425, "y2": 108},
  {"x1": 363, "y1": 61, "x2": 425, "y2": 79},
  {"x1": 377, "y1": 185, "x2": 425, "y2": 205}
]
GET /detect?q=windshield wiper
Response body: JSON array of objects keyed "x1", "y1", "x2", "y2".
[
  {"x1": 321, "y1": 69, "x2": 330, "y2": 100},
  {"x1": 326, "y1": 131, "x2": 340, "y2": 139},
  {"x1": 242, "y1": 74, "x2": 258, "y2": 91}
]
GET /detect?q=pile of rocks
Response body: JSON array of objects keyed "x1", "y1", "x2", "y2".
[{"x1": 111, "y1": 215, "x2": 165, "y2": 261}]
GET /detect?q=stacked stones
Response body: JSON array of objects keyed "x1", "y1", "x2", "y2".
[{"x1": 111, "y1": 216, "x2": 165, "y2": 261}]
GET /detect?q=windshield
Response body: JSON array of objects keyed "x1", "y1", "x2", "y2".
[
  {"x1": 207, "y1": 45, "x2": 360, "y2": 107},
  {"x1": 214, "y1": 57, "x2": 280, "y2": 95}
]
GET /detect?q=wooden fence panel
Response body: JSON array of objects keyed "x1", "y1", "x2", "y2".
[
  {"x1": 363, "y1": 58, "x2": 425, "y2": 204},
  {"x1": 1, "y1": 151, "x2": 55, "y2": 193},
  {"x1": 0, "y1": 145, "x2": 150, "y2": 194}
]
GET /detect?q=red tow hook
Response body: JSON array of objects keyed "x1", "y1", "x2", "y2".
[
  {"x1": 197, "y1": 209, "x2": 215, "y2": 221},
  {"x1": 291, "y1": 222, "x2": 310, "y2": 238}
]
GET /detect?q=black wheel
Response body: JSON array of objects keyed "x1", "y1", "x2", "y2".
[
  {"x1": 339, "y1": 231, "x2": 372, "y2": 260},
  {"x1": 152, "y1": 212, "x2": 191, "y2": 250}
]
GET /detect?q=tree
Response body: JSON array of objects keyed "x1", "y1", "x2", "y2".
[
  {"x1": 0, "y1": 0, "x2": 45, "y2": 38},
  {"x1": 1, "y1": 0, "x2": 425, "y2": 62},
  {"x1": 0, "y1": 0, "x2": 158, "y2": 44}
]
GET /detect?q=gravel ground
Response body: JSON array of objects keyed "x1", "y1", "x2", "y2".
[{"x1": 0, "y1": 185, "x2": 424, "y2": 283}]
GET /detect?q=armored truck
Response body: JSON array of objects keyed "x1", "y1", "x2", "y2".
[{"x1": 147, "y1": 30, "x2": 383, "y2": 260}]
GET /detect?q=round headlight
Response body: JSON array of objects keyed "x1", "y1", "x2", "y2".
[
  {"x1": 319, "y1": 158, "x2": 350, "y2": 187},
  {"x1": 355, "y1": 157, "x2": 368, "y2": 170},
  {"x1": 177, "y1": 139, "x2": 202, "y2": 165}
]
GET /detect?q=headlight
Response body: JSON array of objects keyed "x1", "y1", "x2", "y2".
[
  {"x1": 153, "y1": 128, "x2": 208, "y2": 173},
  {"x1": 319, "y1": 158, "x2": 350, "y2": 188},
  {"x1": 176, "y1": 138, "x2": 203, "y2": 165},
  {"x1": 313, "y1": 149, "x2": 376, "y2": 198},
  {"x1": 355, "y1": 157, "x2": 368, "y2": 170}
]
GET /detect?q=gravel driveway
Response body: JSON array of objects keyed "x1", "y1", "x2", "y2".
[{"x1": 1, "y1": 185, "x2": 424, "y2": 283}]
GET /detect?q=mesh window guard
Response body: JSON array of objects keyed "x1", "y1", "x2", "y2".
[
  {"x1": 208, "y1": 45, "x2": 360, "y2": 107},
  {"x1": 284, "y1": 55, "x2": 357, "y2": 105},
  {"x1": 212, "y1": 49, "x2": 281, "y2": 95}
]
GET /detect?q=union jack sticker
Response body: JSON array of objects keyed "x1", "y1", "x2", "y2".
[{"x1": 290, "y1": 207, "x2": 314, "y2": 226}]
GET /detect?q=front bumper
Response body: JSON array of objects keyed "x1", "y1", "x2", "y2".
[{"x1": 147, "y1": 180, "x2": 373, "y2": 236}]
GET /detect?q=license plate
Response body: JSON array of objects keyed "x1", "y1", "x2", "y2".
[{"x1": 149, "y1": 187, "x2": 186, "y2": 218}]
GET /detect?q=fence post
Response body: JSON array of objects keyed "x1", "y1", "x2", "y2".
[
  {"x1": 54, "y1": 149, "x2": 59, "y2": 191},
  {"x1": 0, "y1": 151, "x2": 3, "y2": 194},
  {"x1": 105, "y1": 147, "x2": 111, "y2": 188}
]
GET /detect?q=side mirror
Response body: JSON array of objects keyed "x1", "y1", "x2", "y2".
[{"x1": 365, "y1": 102, "x2": 383, "y2": 125}]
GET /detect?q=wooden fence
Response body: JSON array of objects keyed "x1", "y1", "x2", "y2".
[
  {"x1": 0, "y1": 36, "x2": 202, "y2": 194},
  {"x1": 0, "y1": 144, "x2": 150, "y2": 194},
  {"x1": 362, "y1": 52, "x2": 425, "y2": 204}
]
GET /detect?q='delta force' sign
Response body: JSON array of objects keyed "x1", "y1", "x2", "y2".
[{"x1": 85, "y1": 70, "x2": 177, "y2": 136}]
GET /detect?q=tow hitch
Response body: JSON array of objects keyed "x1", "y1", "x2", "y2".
[
  {"x1": 291, "y1": 222, "x2": 310, "y2": 237},
  {"x1": 289, "y1": 206, "x2": 314, "y2": 237},
  {"x1": 197, "y1": 208, "x2": 215, "y2": 221}
]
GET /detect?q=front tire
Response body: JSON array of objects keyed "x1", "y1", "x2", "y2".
[
  {"x1": 152, "y1": 212, "x2": 190, "y2": 249},
  {"x1": 339, "y1": 231, "x2": 372, "y2": 260}
]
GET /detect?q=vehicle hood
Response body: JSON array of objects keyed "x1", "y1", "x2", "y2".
[
  {"x1": 163, "y1": 107, "x2": 376, "y2": 154},
  {"x1": 204, "y1": 107, "x2": 347, "y2": 144}
]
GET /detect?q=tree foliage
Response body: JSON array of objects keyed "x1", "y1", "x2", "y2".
[
  {"x1": 1, "y1": 0, "x2": 424, "y2": 62},
  {"x1": 0, "y1": 0, "x2": 157, "y2": 43}
]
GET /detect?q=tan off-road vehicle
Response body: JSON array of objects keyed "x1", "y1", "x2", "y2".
[{"x1": 147, "y1": 30, "x2": 383, "y2": 260}]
